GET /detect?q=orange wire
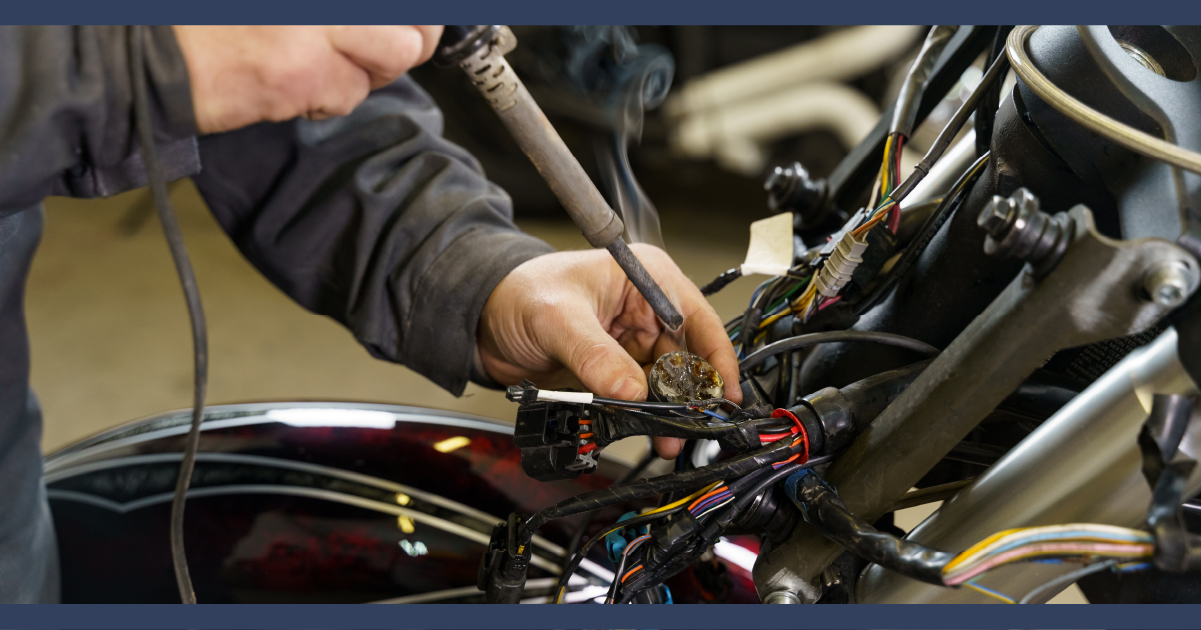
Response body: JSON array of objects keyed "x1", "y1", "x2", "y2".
[
  {"x1": 688, "y1": 487, "x2": 729, "y2": 511},
  {"x1": 622, "y1": 565, "x2": 644, "y2": 583}
]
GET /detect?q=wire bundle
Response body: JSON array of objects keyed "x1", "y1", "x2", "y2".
[
  {"x1": 942, "y1": 524, "x2": 1155, "y2": 587},
  {"x1": 688, "y1": 484, "x2": 734, "y2": 520},
  {"x1": 760, "y1": 408, "x2": 809, "y2": 468},
  {"x1": 728, "y1": 273, "x2": 812, "y2": 356}
]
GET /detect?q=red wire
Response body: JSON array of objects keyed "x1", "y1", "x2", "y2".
[
  {"x1": 818, "y1": 296, "x2": 843, "y2": 311},
  {"x1": 579, "y1": 442, "x2": 598, "y2": 454},
  {"x1": 770, "y1": 408, "x2": 810, "y2": 464}
]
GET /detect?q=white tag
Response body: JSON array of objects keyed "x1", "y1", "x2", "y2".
[
  {"x1": 536, "y1": 390, "x2": 595, "y2": 404},
  {"x1": 740, "y1": 212, "x2": 794, "y2": 277}
]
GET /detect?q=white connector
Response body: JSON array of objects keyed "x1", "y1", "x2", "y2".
[{"x1": 814, "y1": 232, "x2": 869, "y2": 298}]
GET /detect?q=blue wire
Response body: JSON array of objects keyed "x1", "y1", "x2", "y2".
[
  {"x1": 986, "y1": 529, "x2": 1152, "y2": 556},
  {"x1": 748, "y1": 278, "x2": 775, "y2": 310},
  {"x1": 965, "y1": 579, "x2": 1015, "y2": 604},
  {"x1": 690, "y1": 492, "x2": 732, "y2": 515},
  {"x1": 1117, "y1": 562, "x2": 1153, "y2": 573},
  {"x1": 701, "y1": 409, "x2": 727, "y2": 421}
]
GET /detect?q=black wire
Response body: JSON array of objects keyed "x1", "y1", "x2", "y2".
[
  {"x1": 619, "y1": 458, "x2": 833, "y2": 604},
  {"x1": 853, "y1": 153, "x2": 990, "y2": 315},
  {"x1": 526, "y1": 436, "x2": 800, "y2": 534},
  {"x1": 560, "y1": 448, "x2": 657, "y2": 577},
  {"x1": 739, "y1": 331, "x2": 939, "y2": 371},
  {"x1": 890, "y1": 52, "x2": 1011, "y2": 204},
  {"x1": 704, "y1": 460, "x2": 809, "y2": 539},
  {"x1": 606, "y1": 541, "x2": 630, "y2": 604},
  {"x1": 699, "y1": 268, "x2": 742, "y2": 296},
  {"x1": 592, "y1": 396, "x2": 740, "y2": 412},
  {"x1": 554, "y1": 505, "x2": 684, "y2": 602},
  {"x1": 975, "y1": 26, "x2": 1014, "y2": 157},
  {"x1": 130, "y1": 25, "x2": 208, "y2": 605}
]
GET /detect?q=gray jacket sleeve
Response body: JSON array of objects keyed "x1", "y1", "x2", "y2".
[
  {"x1": 0, "y1": 25, "x2": 199, "y2": 213},
  {"x1": 191, "y1": 78, "x2": 555, "y2": 395}
]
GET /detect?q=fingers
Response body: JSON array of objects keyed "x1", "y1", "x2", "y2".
[
  {"x1": 329, "y1": 26, "x2": 443, "y2": 90},
  {"x1": 627, "y1": 245, "x2": 743, "y2": 404},
  {"x1": 175, "y1": 25, "x2": 444, "y2": 134},
  {"x1": 652, "y1": 437, "x2": 684, "y2": 460},
  {"x1": 535, "y1": 298, "x2": 649, "y2": 402}
]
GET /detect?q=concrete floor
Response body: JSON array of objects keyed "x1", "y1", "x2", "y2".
[{"x1": 28, "y1": 179, "x2": 1083, "y2": 603}]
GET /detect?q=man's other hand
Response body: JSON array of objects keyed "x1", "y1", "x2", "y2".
[
  {"x1": 172, "y1": 26, "x2": 443, "y2": 134},
  {"x1": 478, "y1": 245, "x2": 742, "y2": 459}
]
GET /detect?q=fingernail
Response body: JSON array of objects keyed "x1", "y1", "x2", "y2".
[{"x1": 609, "y1": 376, "x2": 645, "y2": 401}]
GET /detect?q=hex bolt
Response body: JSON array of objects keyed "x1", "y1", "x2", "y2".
[
  {"x1": 763, "y1": 590, "x2": 802, "y2": 604},
  {"x1": 976, "y1": 187, "x2": 1073, "y2": 278},
  {"x1": 1143, "y1": 261, "x2": 1196, "y2": 309}
]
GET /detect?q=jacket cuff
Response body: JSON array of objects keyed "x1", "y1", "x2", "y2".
[{"x1": 402, "y1": 225, "x2": 554, "y2": 396}]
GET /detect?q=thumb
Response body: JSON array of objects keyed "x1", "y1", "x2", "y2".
[{"x1": 543, "y1": 305, "x2": 648, "y2": 401}]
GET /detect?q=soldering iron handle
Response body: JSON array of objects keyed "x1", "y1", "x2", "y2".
[
  {"x1": 608, "y1": 239, "x2": 684, "y2": 330},
  {"x1": 440, "y1": 25, "x2": 684, "y2": 330}
]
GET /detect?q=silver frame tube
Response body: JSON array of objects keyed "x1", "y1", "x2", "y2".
[{"x1": 857, "y1": 328, "x2": 1201, "y2": 603}]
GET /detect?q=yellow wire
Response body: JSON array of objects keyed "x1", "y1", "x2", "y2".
[
  {"x1": 945, "y1": 524, "x2": 1155, "y2": 573},
  {"x1": 556, "y1": 482, "x2": 722, "y2": 604},
  {"x1": 944, "y1": 546, "x2": 1155, "y2": 582},
  {"x1": 963, "y1": 581, "x2": 1015, "y2": 604},
  {"x1": 757, "y1": 308, "x2": 792, "y2": 330},
  {"x1": 944, "y1": 527, "x2": 1026, "y2": 572},
  {"x1": 879, "y1": 135, "x2": 893, "y2": 197},
  {"x1": 641, "y1": 481, "x2": 721, "y2": 517}
]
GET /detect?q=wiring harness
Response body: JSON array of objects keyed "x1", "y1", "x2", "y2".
[{"x1": 482, "y1": 362, "x2": 928, "y2": 603}]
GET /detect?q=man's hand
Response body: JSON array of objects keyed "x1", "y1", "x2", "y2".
[
  {"x1": 478, "y1": 244, "x2": 742, "y2": 459},
  {"x1": 172, "y1": 26, "x2": 444, "y2": 134}
]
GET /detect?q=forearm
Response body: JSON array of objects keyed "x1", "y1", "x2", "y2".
[{"x1": 192, "y1": 77, "x2": 553, "y2": 394}]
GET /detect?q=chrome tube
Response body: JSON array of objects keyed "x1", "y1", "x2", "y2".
[
  {"x1": 899, "y1": 129, "x2": 977, "y2": 209},
  {"x1": 857, "y1": 328, "x2": 1201, "y2": 603}
]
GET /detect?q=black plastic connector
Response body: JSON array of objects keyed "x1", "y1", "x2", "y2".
[
  {"x1": 512, "y1": 401, "x2": 597, "y2": 481},
  {"x1": 478, "y1": 513, "x2": 532, "y2": 603},
  {"x1": 505, "y1": 380, "x2": 539, "y2": 405}
]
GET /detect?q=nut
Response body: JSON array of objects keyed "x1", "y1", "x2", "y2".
[{"x1": 977, "y1": 195, "x2": 1016, "y2": 236}]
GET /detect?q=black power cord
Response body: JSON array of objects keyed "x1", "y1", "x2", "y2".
[
  {"x1": 739, "y1": 330, "x2": 939, "y2": 371},
  {"x1": 129, "y1": 25, "x2": 209, "y2": 605}
]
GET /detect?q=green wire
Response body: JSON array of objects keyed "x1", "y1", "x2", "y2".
[{"x1": 764, "y1": 277, "x2": 809, "y2": 314}]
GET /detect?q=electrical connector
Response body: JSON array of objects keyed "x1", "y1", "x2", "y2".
[{"x1": 814, "y1": 231, "x2": 869, "y2": 298}]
